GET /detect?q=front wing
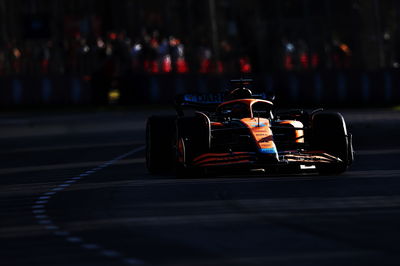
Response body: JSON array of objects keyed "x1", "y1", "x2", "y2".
[{"x1": 190, "y1": 150, "x2": 342, "y2": 169}]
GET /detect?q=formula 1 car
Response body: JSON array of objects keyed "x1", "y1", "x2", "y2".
[{"x1": 146, "y1": 79, "x2": 354, "y2": 176}]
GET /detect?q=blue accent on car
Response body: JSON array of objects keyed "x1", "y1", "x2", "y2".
[
  {"x1": 259, "y1": 148, "x2": 277, "y2": 154},
  {"x1": 183, "y1": 93, "x2": 224, "y2": 104},
  {"x1": 251, "y1": 123, "x2": 266, "y2": 128}
]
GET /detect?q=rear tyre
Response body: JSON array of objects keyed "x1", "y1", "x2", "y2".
[
  {"x1": 146, "y1": 116, "x2": 176, "y2": 174},
  {"x1": 311, "y1": 112, "x2": 352, "y2": 175}
]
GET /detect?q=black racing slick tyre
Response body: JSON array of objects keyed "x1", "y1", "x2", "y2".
[
  {"x1": 146, "y1": 116, "x2": 176, "y2": 174},
  {"x1": 175, "y1": 112, "x2": 211, "y2": 178},
  {"x1": 311, "y1": 112, "x2": 353, "y2": 175},
  {"x1": 176, "y1": 112, "x2": 211, "y2": 162}
]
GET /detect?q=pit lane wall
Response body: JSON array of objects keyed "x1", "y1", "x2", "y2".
[{"x1": 1, "y1": 71, "x2": 400, "y2": 107}]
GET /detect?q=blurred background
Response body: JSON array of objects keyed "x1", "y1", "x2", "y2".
[{"x1": 1, "y1": 0, "x2": 400, "y2": 107}]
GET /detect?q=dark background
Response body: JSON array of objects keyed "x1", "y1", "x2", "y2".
[
  {"x1": 1, "y1": 0, "x2": 399, "y2": 73},
  {"x1": 1, "y1": 0, "x2": 400, "y2": 106}
]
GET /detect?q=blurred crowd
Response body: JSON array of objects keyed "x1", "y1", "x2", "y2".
[
  {"x1": 1, "y1": 0, "x2": 398, "y2": 77},
  {"x1": 0, "y1": 29, "x2": 255, "y2": 77},
  {"x1": 0, "y1": 27, "x2": 355, "y2": 78}
]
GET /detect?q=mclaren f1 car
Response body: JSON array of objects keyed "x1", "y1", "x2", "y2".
[{"x1": 146, "y1": 79, "x2": 354, "y2": 176}]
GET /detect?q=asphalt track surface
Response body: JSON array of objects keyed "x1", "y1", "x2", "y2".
[{"x1": 1, "y1": 109, "x2": 400, "y2": 266}]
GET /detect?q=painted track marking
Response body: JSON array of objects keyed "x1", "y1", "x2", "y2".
[{"x1": 32, "y1": 145, "x2": 146, "y2": 265}]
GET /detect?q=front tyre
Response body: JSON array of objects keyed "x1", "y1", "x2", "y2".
[
  {"x1": 311, "y1": 112, "x2": 353, "y2": 175},
  {"x1": 175, "y1": 113, "x2": 211, "y2": 178}
]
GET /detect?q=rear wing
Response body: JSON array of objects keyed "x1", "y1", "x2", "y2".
[
  {"x1": 180, "y1": 93, "x2": 225, "y2": 105},
  {"x1": 174, "y1": 93, "x2": 224, "y2": 115},
  {"x1": 175, "y1": 91, "x2": 270, "y2": 105},
  {"x1": 174, "y1": 77, "x2": 273, "y2": 115},
  {"x1": 174, "y1": 92, "x2": 272, "y2": 116}
]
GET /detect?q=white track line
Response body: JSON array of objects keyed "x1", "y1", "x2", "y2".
[{"x1": 32, "y1": 145, "x2": 146, "y2": 265}]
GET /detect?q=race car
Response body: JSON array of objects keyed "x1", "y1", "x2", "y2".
[{"x1": 146, "y1": 79, "x2": 354, "y2": 176}]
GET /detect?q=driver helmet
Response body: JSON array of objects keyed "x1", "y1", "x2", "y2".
[{"x1": 228, "y1": 87, "x2": 253, "y2": 100}]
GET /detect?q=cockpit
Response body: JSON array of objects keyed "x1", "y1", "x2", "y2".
[{"x1": 217, "y1": 99, "x2": 273, "y2": 120}]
